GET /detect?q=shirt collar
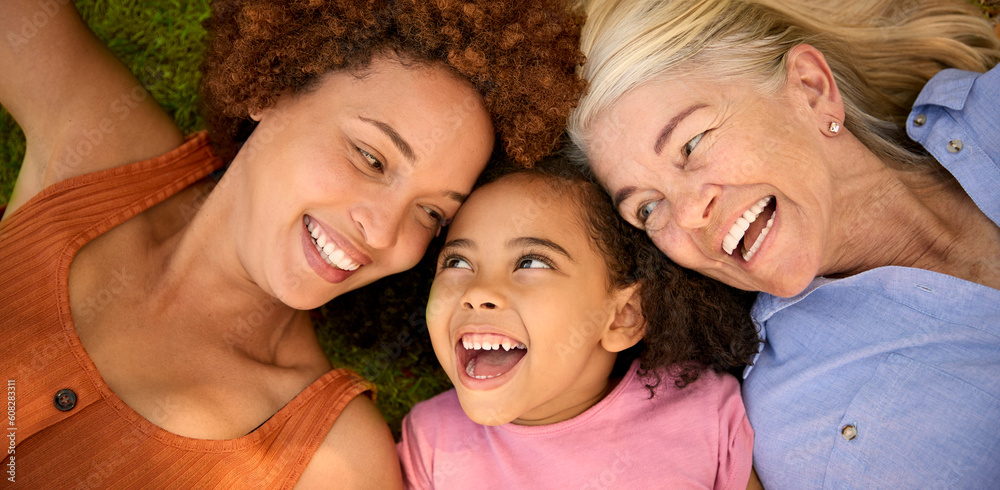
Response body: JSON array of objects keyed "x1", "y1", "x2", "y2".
[{"x1": 912, "y1": 68, "x2": 978, "y2": 111}]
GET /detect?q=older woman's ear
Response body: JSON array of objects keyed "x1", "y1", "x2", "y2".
[{"x1": 784, "y1": 44, "x2": 845, "y2": 127}]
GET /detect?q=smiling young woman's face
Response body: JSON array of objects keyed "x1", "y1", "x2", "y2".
[
  {"x1": 585, "y1": 75, "x2": 843, "y2": 298},
  {"x1": 426, "y1": 176, "x2": 630, "y2": 426},
  {"x1": 228, "y1": 56, "x2": 494, "y2": 309}
]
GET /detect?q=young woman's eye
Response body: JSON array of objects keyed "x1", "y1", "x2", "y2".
[
  {"x1": 637, "y1": 200, "x2": 660, "y2": 223},
  {"x1": 422, "y1": 206, "x2": 445, "y2": 225},
  {"x1": 358, "y1": 148, "x2": 384, "y2": 173},
  {"x1": 441, "y1": 256, "x2": 471, "y2": 270},
  {"x1": 516, "y1": 255, "x2": 552, "y2": 270},
  {"x1": 683, "y1": 132, "x2": 704, "y2": 156}
]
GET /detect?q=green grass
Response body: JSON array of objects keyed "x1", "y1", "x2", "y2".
[{"x1": 0, "y1": 0, "x2": 450, "y2": 439}]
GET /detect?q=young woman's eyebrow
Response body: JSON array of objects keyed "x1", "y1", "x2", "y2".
[
  {"x1": 508, "y1": 237, "x2": 575, "y2": 262},
  {"x1": 653, "y1": 103, "x2": 708, "y2": 155},
  {"x1": 358, "y1": 116, "x2": 415, "y2": 162},
  {"x1": 442, "y1": 190, "x2": 468, "y2": 205}
]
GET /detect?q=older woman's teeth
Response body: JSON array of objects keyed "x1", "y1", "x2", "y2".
[
  {"x1": 741, "y1": 214, "x2": 774, "y2": 261},
  {"x1": 722, "y1": 196, "x2": 773, "y2": 257},
  {"x1": 305, "y1": 216, "x2": 361, "y2": 271}
]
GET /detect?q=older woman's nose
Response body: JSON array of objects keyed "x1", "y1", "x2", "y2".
[{"x1": 670, "y1": 184, "x2": 719, "y2": 231}]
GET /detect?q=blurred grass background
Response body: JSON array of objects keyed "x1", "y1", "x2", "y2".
[{"x1": 1, "y1": 0, "x2": 998, "y2": 438}]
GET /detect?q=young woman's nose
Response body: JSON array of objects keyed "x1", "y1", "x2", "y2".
[{"x1": 353, "y1": 200, "x2": 405, "y2": 250}]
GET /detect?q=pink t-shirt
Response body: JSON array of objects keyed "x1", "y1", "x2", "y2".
[{"x1": 397, "y1": 360, "x2": 753, "y2": 489}]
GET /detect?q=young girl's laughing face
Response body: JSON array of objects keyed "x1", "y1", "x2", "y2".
[{"x1": 426, "y1": 175, "x2": 642, "y2": 426}]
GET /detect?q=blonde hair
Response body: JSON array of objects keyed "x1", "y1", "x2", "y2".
[{"x1": 568, "y1": 0, "x2": 1000, "y2": 171}]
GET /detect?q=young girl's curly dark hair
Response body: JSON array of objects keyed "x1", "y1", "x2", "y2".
[
  {"x1": 200, "y1": 0, "x2": 587, "y2": 166},
  {"x1": 480, "y1": 156, "x2": 760, "y2": 389}
]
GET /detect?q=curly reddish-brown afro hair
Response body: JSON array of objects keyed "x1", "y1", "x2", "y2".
[{"x1": 200, "y1": 0, "x2": 587, "y2": 166}]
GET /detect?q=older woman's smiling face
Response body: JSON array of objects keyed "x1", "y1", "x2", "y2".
[{"x1": 585, "y1": 75, "x2": 843, "y2": 297}]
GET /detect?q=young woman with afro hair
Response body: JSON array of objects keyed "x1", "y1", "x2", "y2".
[{"x1": 0, "y1": 0, "x2": 586, "y2": 487}]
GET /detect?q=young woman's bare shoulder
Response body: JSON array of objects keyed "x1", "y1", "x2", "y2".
[
  {"x1": 1, "y1": 0, "x2": 183, "y2": 218},
  {"x1": 295, "y1": 396, "x2": 403, "y2": 489}
]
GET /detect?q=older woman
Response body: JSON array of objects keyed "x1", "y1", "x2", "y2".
[
  {"x1": 568, "y1": 0, "x2": 1000, "y2": 487},
  {"x1": 0, "y1": 0, "x2": 584, "y2": 487}
]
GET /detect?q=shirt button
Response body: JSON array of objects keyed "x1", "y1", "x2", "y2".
[
  {"x1": 913, "y1": 114, "x2": 926, "y2": 126},
  {"x1": 947, "y1": 139, "x2": 963, "y2": 153},
  {"x1": 54, "y1": 389, "x2": 77, "y2": 411},
  {"x1": 841, "y1": 424, "x2": 858, "y2": 441}
]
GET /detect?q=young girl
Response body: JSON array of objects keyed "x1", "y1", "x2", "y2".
[{"x1": 397, "y1": 157, "x2": 762, "y2": 488}]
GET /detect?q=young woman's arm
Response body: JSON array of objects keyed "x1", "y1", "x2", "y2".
[
  {"x1": 295, "y1": 396, "x2": 403, "y2": 489},
  {"x1": 0, "y1": 0, "x2": 183, "y2": 219}
]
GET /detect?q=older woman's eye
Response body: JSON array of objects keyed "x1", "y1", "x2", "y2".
[
  {"x1": 683, "y1": 132, "x2": 704, "y2": 156},
  {"x1": 358, "y1": 148, "x2": 384, "y2": 173},
  {"x1": 638, "y1": 200, "x2": 660, "y2": 223}
]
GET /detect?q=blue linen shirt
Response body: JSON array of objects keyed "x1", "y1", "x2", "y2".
[{"x1": 743, "y1": 66, "x2": 1000, "y2": 489}]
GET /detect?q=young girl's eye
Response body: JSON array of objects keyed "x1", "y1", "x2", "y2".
[
  {"x1": 637, "y1": 200, "x2": 660, "y2": 224},
  {"x1": 358, "y1": 148, "x2": 384, "y2": 173},
  {"x1": 683, "y1": 132, "x2": 704, "y2": 157},
  {"x1": 441, "y1": 256, "x2": 471, "y2": 270},
  {"x1": 516, "y1": 255, "x2": 551, "y2": 270}
]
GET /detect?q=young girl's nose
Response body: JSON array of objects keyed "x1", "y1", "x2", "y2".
[
  {"x1": 464, "y1": 301, "x2": 496, "y2": 310},
  {"x1": 459, "y1": 276, "x2": 505, "y2": 311}
]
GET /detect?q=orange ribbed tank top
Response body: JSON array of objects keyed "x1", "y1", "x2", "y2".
[{"x1": 0, "y1": 133, "x2": 373, "y2": 488}]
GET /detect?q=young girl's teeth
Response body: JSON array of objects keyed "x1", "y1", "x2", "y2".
[
  {"x1": 722, "y1": 196, "x2": 773, "y2": 255},
  {"x1": 461, "y1": 333, "x2": 527, "y2": 352}
]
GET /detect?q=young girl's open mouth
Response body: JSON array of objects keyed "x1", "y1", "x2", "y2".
[{"x1": 455, "y1": 332, "x2": 527, "y2": 385}]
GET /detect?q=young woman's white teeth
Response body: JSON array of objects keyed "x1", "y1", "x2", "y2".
[
  {"x1": 501, "y1": 340, "x2": 512, "y2": 351},
  {"x1": 330, "y1": 248, "x2": 345, "y2": 264},
  {"x1": 322, "y1": 243, "x2": 335, "y2": 257},
  {"x1": 336, "y1": 256, "x2": 356, "y2": 270},
  {"x1": 462, "y1": 338, "x2": 472, "y2": 349},
  {"x1": 317, "y1": 233, "x2": 328, "y2": 248}
]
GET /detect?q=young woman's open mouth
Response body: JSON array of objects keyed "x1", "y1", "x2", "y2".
[
  {"x1": 301, "y1": 215, "x2": 367, "y2": 283},
  {"x1": 455, "y1": 332, "x2": 527, "y2": 389}
]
